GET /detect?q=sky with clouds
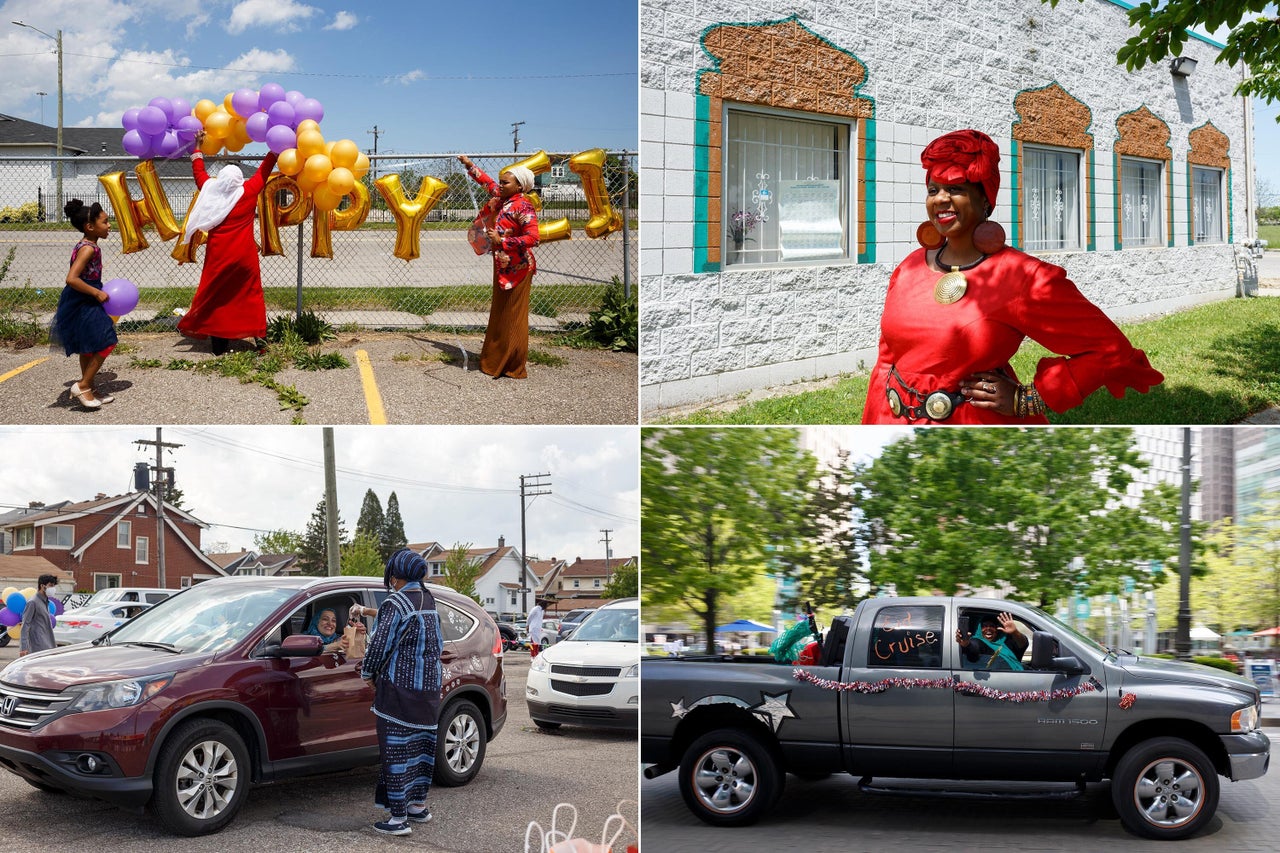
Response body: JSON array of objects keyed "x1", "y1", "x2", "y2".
[
  {"x1": 0, "y1": 425, "x2": 639, "y2": 562},
  {"x1": 0, "y1": 0, "x2": 637, "y2": 154}
]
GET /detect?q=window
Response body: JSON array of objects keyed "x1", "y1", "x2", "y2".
[
  {"x1": 1023, "y1": 146, "x2": 1082, "y2": 251},
  {"x1": 136, "y1": 536, "x2": 149, "y2": 564},
  {"x1": 94, "y1": 573, "x2": 122, "y2": 591},
  {"x1": 430, "y1": 563, "x2": 443, "y2": 576},
  {"x1": 117, "y1": 521, "x2": 131, "y2": 548},
  {"x1": 724, "y1": 108, "x2": 851, "y2": 266},
  {"x1": 42, "y1": 524, "x2": 73, "y2": 548},
  {"x1": 1120, "y1": 157, "x2": 1164, "y2": 247},
  {"x1": 181, "y1": 577, "x2": 192, "y2": 588},
  {"x1": 15, "y1": 527, "x2": 34, "y2": 548},
  {"x1": 593, "y1": 578, "x2": 601, "y2": 588},
  {"x1": 867, "y1": 605, "x2": 944, "y2": 669},
  {"x1": 1192, "y1": 166, "x2": 1224, "y2": 244},
  {"x1": 956, "y1": 609, "x2": 1035, "y2": 670}
]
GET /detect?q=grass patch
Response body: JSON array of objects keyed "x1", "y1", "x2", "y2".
[
  {"x1": 661, "y1": 297, "x2": 1280, "y2": 425},
  {"x1": 528, "y1": 348, "x2": 567, "y2": 368},
  {"x1": 1259, "y1": 224, "x2": 1280, "y2": 246}
]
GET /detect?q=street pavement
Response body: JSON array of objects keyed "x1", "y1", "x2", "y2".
[
  {"x1": 0, "y1": 331, "x2": 638, "y2": 424},
  {"x1": 640, "y1": 728, "x2": 1280, "y2": 852},
  {"x1": 0, "y1": 647, "x2": 638, "y2": 853}
]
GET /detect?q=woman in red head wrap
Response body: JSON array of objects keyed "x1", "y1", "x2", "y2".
[{"x1": 862, "y1": 129, "x2": 1163, "y2": 424}]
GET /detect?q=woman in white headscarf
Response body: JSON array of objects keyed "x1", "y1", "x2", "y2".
[
  {"x1": 458, "y1": 155, "x2": 540, "y2": 379},
  {"x1": 179, "y1": 132, "x2": 278, "y2": 355}
]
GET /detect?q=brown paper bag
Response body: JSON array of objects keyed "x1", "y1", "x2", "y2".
[{"x1": 344, "y1": 623, "x2": 366, "y2": 658}]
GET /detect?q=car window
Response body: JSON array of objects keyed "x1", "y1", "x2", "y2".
[
  {"x1": 867, "y1": 605, "x2": 944, "y2": 669},
  {"x1": 110, "y1": 584, "x2": 294, "y2": 653},
  {"x1": 144, "y1": 593, "x2": 169, "y2": 603},
  {"x1": 439, "y1": 601, "x2": 476, "y2": 642},
  {"x1": 956, "y1": 608, "x2": 1036, "y2": 670},
  {"x1": 571, "y1": 607, "x2": 638, "y2": 642}
]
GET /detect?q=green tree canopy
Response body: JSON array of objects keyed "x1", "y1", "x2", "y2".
[
  {"x1": 1044, "y1": 0, "x2": 1280, "y2": 113},
  {"x1": 380, "y1": 492, "x2": 408, "y2": 561},
  {"x1": 340, "y1": 532, "x2": 385, "y2": 577},
  {"x1": 356, "y1": 489, "x2": 385, "y2": 543},
  {"x1": 603, "y1": 560, "x2": 638, "y2": 599},
  {"x1": 439, "y1": 542, "x2": 482, "y2": 604},
  {"x1": 298, "y1": 497, "x2": 348, "y2": 577},
  {"x1": 254, "y1": 529, "x2": 303, "y2": 555},
  {"x1": 641, "y1": 428, "x2": 825, "y2": 654},
  {"x1": 854, "y1": 429, "x2": 1193, "y2": 608}
]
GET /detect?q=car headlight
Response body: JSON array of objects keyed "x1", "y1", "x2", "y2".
[
  {"x1": 530, "y1": 655, "x2": 548, "y2": 673},
  {"x1": 1231, "y1": 703, "x2": 1259, "y2": 733},
  {"x1": 69, "y1": 674, "x2": 173, "y2": 713},
  {"x1": 623, "y1": 663, "x2": 639, "y2": 678}
]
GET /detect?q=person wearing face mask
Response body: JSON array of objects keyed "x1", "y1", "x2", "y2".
[
  {"x1": 956, "y1": 611, "x2": 1027, "y2": 671},
  {"x1": 862, "y1": 129, "x2": 1163, "y2": 424},
  {"x1": 19, "y1": 575, "x2": 59, "y2": 656}
]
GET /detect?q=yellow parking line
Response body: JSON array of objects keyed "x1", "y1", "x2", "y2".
[
  {"x1": 0, "y1": 357, "x2": 48, "y2": 383},
  {"x1": 355, "y1": 350, "x2": 387, "y2": 425}
]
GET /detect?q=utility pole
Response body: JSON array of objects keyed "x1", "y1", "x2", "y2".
[
  {"x1": 519, "y1": 473, "x2": 552, "y2": 615},
  {"x1": 367, "y1": 125, "x2": 382, "y2": 192},
  {"x1": 323, "y1": 428, "x2": 340, "y2": 577},
  {"x1": 511, "y1": 121, "x2": 525, "y2": 153},
  {"x1": 12, "y1": 22, "x2": 62, "y2": 220},
  {"x1": 35, "y1": 90, "x2": 46, "y2": 125},
  {"x1": 599, "y1": 529, "x2": 613, "y2": 574},
  {"x1": 1175, "y1": 427, "x2": 1193, "y2": 662},
  {"x1": 134, "y1": 429, "x2": 182, "y2": 588}
]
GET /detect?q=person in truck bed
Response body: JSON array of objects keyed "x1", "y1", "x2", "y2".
[{"x1": 955, "y1": 611, "x2": 1027, "y2": 670}]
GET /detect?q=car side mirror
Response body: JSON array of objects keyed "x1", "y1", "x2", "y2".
[
  {"x1": 274, "y1": 635, "x2": 324, "y2": 657},
  {"x1": 1030, "y1": 631, "x2": 1084, "y2": 674}
]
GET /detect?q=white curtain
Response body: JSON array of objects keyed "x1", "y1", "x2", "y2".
[
  {"x1": 1023, "y1": 147, "x2": 1081, "y2": 252},
  {"x1": 1121, "y1": 158, "x2": 1163, "y2": 247}
]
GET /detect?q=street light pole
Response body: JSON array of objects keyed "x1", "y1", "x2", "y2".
[
  {"x1": 36, "y1": 91, "x2": 47, "y2": 125},
  {"x1": 12, "y1": 22, "x2": 63, "y2": 222}
]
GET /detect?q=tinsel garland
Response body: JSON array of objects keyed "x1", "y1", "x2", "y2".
[{"x1": 792, "y1": 668, "x2": 1101, "y2": 703}]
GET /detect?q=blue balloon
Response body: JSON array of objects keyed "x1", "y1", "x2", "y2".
[
  {"x1": 5, "y1": 592, "x2": 25, "y2": 614},
  {"x1": 47, "y1": 600, "x2": 56, "y2": 615}
]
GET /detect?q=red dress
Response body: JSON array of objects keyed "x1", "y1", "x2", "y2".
[
  {"x1": 178, "y1": 153, "x2": 278, "y2": 340},
  {"x1": 464, "y1": 164, "x2": 540, "y2": 378},
  {"x1": 862, "y1": 247, "x2": 1163, "y2": 424}
]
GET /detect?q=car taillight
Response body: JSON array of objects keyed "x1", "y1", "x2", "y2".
[{"x1": 492, "y1": 634, "x2": 503, "y2": 658}]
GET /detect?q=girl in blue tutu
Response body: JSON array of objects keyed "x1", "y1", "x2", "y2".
[{"x1": 55, "y1": 199, "x2": 118, "y2": 408}]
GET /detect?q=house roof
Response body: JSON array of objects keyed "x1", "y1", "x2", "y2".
[
  {"x1": 560, "y1": 557, "x2": 634, "y2": 578},
  {"x1": 527, "y1": 558, "x2": 564, "y2": 580},
  {"x1": 0, "y1": 554, "x2": 74, "y2": 585}
]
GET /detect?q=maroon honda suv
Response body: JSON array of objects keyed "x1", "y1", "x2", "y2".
[{"x1": 0, "y1": 576, "x2": 506, "y2": 836}]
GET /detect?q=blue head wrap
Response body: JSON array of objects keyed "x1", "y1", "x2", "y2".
[
  {"x1": 384, "y1": 548, "x2": 427, "y2": 588},
  {"x1": 305, "y1": 608, "x2": 340, "y2": 644}
]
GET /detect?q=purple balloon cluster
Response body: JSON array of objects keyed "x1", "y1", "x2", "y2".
[
  {"x1": 121, "y1": 97, "x2": 202, "y2": 159},
  {"x1": 243, "y1": 83, "x2": 326, "y2": 155}
]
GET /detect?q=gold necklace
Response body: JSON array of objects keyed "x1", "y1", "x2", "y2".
[{"x1": 933, "y1": 243, "x2": 986, "y2": 305}]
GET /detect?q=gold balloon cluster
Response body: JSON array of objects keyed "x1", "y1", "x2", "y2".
[{"x1": 274, "y1": 129, "x2": 371, "y2": 213}]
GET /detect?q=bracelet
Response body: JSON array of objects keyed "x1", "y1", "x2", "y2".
[{"x1": 1015, "y1": 383, "x2": 1048, "y2": 417}]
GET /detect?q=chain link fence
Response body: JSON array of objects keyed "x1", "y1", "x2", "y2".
[{"x1": 0, "y1": 152, "x2": 636, "y2": 331}]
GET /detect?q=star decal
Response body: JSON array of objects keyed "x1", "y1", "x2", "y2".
[
  {"x1": 750, "y1": 691, "x2": 797, "y2": 732},
  {"x1": 670, "y1": 698, "x2": 689, "y2": 719}
]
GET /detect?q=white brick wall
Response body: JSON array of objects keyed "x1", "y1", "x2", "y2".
[{"x1": 640, "y1": 0, "x2": 1252, "y2": 415}]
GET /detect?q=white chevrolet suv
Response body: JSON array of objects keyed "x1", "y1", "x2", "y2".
[{"x1": 525, "y1": 598, "x2": 638, "y2": 730}]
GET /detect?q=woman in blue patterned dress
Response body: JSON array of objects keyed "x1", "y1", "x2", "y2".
[
  {"x1": 54, "y1": 199, "x2": 118, "y2": 408},
  {"x1": 355, "y1": 549, "x2": 443, "y2": 836}
]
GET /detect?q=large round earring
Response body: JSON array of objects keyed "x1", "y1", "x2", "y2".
[
  {"x1": 916, "y1": 221, "x2": 944, "y2": 250},
  {"x1": 973, "y1": 220, "x2": 1007, "y2": 255}
]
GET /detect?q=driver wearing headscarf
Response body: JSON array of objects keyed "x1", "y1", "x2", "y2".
[{"x1": 956, "y1": 611, "x2": 1027, "y2": 671}]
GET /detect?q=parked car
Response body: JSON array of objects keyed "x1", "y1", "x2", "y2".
[
  {"x1": 536, "y1": 618, "x2": 561, "y2": 647},
  {"x1": 556, "y1": 608, "x2": 593, "y2": 642},
  {"x1": 77, "y1": 587, "x2": 173, "y2": 608},
  {"x1": 527, "y1": 598, "x2": 639, "y2": 730},
  {"x1": 0, "y1": 576, "x2": 506, "y2": 836},
  {"x1": 53, "y1": 602, "x2": 151, "y2": 646},
  {"x1": 497, "y1": 621, "x2": 528, "y2": 652}
]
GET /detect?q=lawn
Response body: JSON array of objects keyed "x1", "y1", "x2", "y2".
[
  {"x1": 657, "y1": 296, "x2": 1280, "y2": 425},
  {"x1": 1258, "y1": 224, "x2": 1280, "y2": 247}
]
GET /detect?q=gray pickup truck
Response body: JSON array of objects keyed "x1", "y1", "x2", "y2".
[{"x1": 641, "y1": 597, "x2": 1269, "y2": 840}]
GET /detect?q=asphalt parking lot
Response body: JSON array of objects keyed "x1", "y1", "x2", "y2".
[
  {"x1": 0, "y1": 647, "x2": 638, "y2": 853},
  {"x1": 0, "y1": 331, "x2": 638, "y2": 425}
]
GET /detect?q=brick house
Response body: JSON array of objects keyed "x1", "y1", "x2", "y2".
[
  {"x1": 541, "y1": 556, "x2": 638, "y2": 614},
  {"x1": 528, "y1": 557, "x2": 568, "y2": 597},
  {"x1": 207, "y1": 550, "x2": 301, "y2": 578},
  {"x1": 406, "y1": 537, "x2": 540, "y2": 622},
  {"x1": 0, "y1": 491, "x2": 227, "y2": 592}
]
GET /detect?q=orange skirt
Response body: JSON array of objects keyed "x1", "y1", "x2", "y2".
[{"x1": 480, "y1": 268, "x2": 532, "y2": 379}]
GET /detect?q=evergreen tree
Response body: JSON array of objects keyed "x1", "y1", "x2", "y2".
[
  {"x1": 298, "y1": 497, "x2": 347, "y2": 577},
  {"x1": 355, "y1": 489, "x2": 384, "y2": 544},
  {"x1": 380, "y1": 492, "x2": 408, "y2": 560}
]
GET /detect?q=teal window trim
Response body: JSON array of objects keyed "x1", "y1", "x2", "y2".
[
  {"x1": 1113, "y1": 158, "x2": 1123, "y2": 251},
  {"x1": 1087, "y1": 148, "x2": 1096, "y2": 252},
  {"x1": 859, "y1": 119, "x2": 877, "y2": 265},
  {"x1": 694, "y1": 88, "x2": 716, "y2": 273},
  {"x1": 1186, "y1": 165, "x2": 1195, "y2": 246},
  {"x1": 1166, "y1": 164, "x2": 1175, "y2": 248},
  {"x1": 1009, "y1": 82, "x2": 1095, "y2": 254},
  {"x1": 1227, "y1": 167, "x2": 1234, "y2": 242},
  {"x1": 1010, "y1": 139, "x2": 1021, "y2": 251}
]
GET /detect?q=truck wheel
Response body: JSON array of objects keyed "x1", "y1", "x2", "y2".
[
  {"x1": 678, "y1": 729, "x2": 783, "y2": 827},
  {"x1": 435, "y1": 698, "x2": 486, "y2": 787},
  {"x1": 151, "y1": 718, "x2": 250, "y2": 836},
  {"x1": 1112, "y1": 737, "x2": 1219, "y2": 840}
]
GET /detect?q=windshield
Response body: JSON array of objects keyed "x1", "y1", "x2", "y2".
[
  {"x1": 1019, "y1": 603, "x2": 1108, "y2": 657},
  {"x1": 81, "y1": 589, "x2": 125, "y2": 609},
  {"x1": 570, "y1": 608, "x2": 638, "y2": 643},
  {"x1": 106, "y1": 583, "x2": 294, "y2": 654}
]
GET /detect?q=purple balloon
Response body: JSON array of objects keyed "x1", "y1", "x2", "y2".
[
  {"x1": 51, "y1": 597, "x2": 64, "y2": 616},
  {"x1": 122, "y1": 129, "x2": 151, "y2": 158},
  {"x1": 121, "y1": 108, "x2": 141, "y2": 132},
  {"x1": 102, "y1": 278, "x2": 140, "y2": 316},
  {"x1": 231, "y1": 87, "x2": 259, "y2": 119},
  {"x1": 265, "y1": 124, "x2": 296, "y2": 154},
  {"x1": 244, "y1": 111, "x2": 270, "y2": 143},
  {"x1": 147, "y1": 97, "x2": 174, "y2": 123},
  {"x1": 137, "y1": 106, "x2": 168, "y2": 136},
  {"x1": 170, "y1": 97, "x2": 193, "y2": 120},
  {"x1": 258, "y1": 82, "x2": 286, "y2": 109},
  {"x1": 175, "y1": 115, "x2": 203, "y2": 140},
  {"x1": 284, "y1": 89, "x2": 305, "y2": 107},
  {"x1": 266, "y1": 100, "x2": 295, "y2": 128},
  {"x1": 156, "y1": 130, "x2": 182, "y2": 159},
  {"x1": 294, "y1": 98, "x2": 324, "y2": 125},
  {"x1": 0, "y1": 608, "x2": 18, "y2": 628}
]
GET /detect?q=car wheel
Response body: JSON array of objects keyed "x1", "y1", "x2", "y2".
[
  {"x1": 151, "y1": 718, "x2": 250, "y2": 836},
  {"x1": 435, "y1": 698, "x2": 486, "y2": 787},
  {"x1": 0, "y1": 633, "x2": 9, "y2": 648},
  {"x1": 533, "y1": 719, "x2": 562, "y2": 731},
  {"x1": 1112, "y1": 737, "x2": 1219, "y2": 840},
  {"x1": 678, "y1": 728, "x2": 783, "y2": 827}
]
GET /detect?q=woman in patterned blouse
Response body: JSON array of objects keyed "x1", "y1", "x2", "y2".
[{"x1": 458, "y1": 155, "x2": 540, "y2": 378}]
